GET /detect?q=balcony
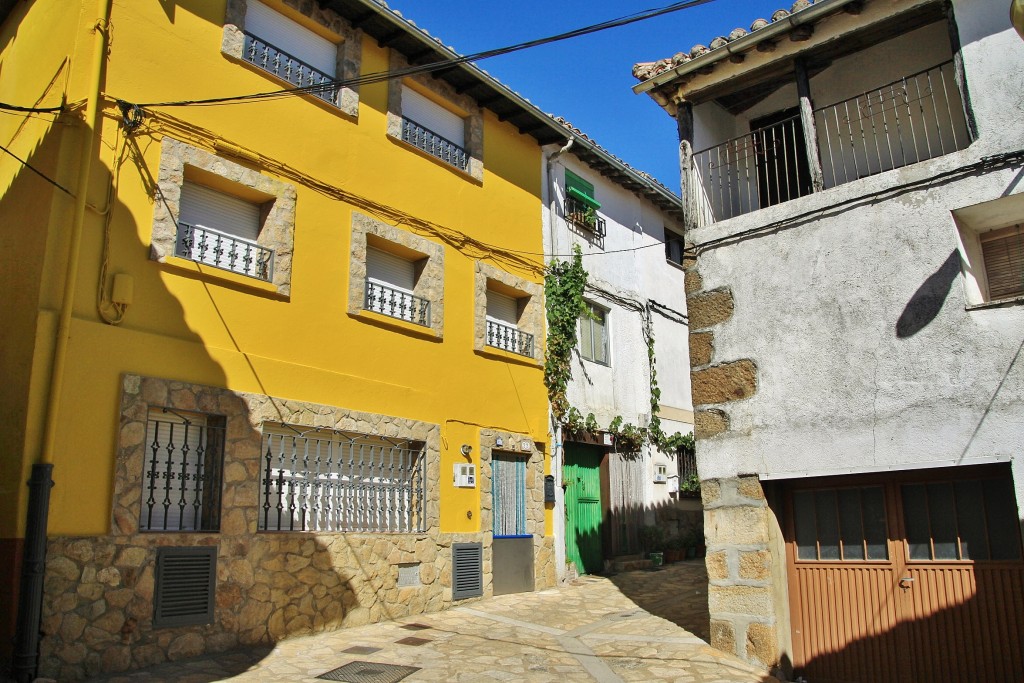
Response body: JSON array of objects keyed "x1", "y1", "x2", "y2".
[
  {"x1": 688, "y1": 61, "x2": 970, "y2": 225},
  {"x1": 364, "y1": 281, "x2": 431, "y2": 327},
  {"x1": 243, "y1": 32, "x2": 338, "y2": 106},
  {"x1": 175, "y1": 222, "x2": 274, "y2": 282},
  {"x1": 486, "y1": 320, "x2": 534, "y2": 358},
  {"x1": 401, "y1": 117, "x2": 469, "y2": 171},
  {"x1": 564, "y1": 195, "x2": 607, "y2": 238}
]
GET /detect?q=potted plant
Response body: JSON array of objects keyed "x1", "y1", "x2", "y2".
[
  {"x1": 639, "y1": 525, "x2": 665, "y2": 567},
  {"x1": 664, "y1": 534, "x2": 686, "y2": 563},
  {"x1": 679, "y1": 472, "x2": 701, "y2": 498}
]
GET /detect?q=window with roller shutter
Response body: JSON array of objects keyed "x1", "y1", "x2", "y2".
[
  {"x1": 980, "y1": 224, "x2": 1023, "y2": 301},
  {"x1": 399, "y1": 85, "x2": 469, "y2": 171},
  {"x1": 365, "y1": 248, "x2": 430, "y2": 326}
]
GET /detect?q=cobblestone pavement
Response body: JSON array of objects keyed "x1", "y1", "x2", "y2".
[{"x1": 84, "y1": 561, "x2": 777, "y2": 683}]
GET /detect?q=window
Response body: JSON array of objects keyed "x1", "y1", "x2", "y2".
[
  {"x1": 348, "y1": 212, "x2": 444, "y2": 336},
  {"x1": 177, "y1": 180, "x2": 273, "y2": 281},
  {"x1": 793, "y1": 486, "x2": 889, "y2": 561},
  {"x1": 222, "y1": 0, "x2": 360, "y2": 116},
  {"x1": 902, "y1": 478, "x2": 1022, "y2": 561},
  {"x1": 953, "y1": 195, "x2": 1024, "y2": 306},
  {"x1": 564, "y1": 169, "x2": 605, "y2": 237},
  {"x1": 579, "y1": 302, "x2": 608, "y2": 364},
  {"x1": 365, "y1": 247, "x2": 430, "y2": 326},
  {"x1": 399, "y1": 85, "x2": 468, "y2": 171},
  {"x1": 474, "y1": 262, "x2": 544, "y2": 361},
  {"x1": 486, "y1": 289, "x2": 533, "y2": 357},
  {"x1": 386, "y1": 54, "x2": 483, "y2": 181},
  {"x1": 151, "y1": 138, "x2": 297, "y2": 296},
  {"x1": 140, "y1": 407, "x2": 225, "y2": 532},
  {"x1": 258, "y1": 426, "x2": 426, "y2": 533},
  {"x1": 665, "y1": 228, "x2": 685, "y2": 266},
  {"x1": 980, "y1": 224, "x2": 1023, "y2": 301}
]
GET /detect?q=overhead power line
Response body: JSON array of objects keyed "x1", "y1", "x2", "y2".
[
  {"x1": 0, "y1": 101, "x2": 64, "y2": 113},
  {"x1": 0, "y1": 142, "x2": 74, "y2": 195},
  {"x1": 135, "y1": 0, "x2": 715, "y2": 108}
]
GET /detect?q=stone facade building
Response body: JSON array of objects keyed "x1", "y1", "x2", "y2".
[{"x1": 634, "y1": 0, "x2": 1024, "y2": 680}]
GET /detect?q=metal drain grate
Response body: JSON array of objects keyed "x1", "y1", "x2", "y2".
[
  {"x1": 317, "y1": 661, "x2": 420, "y2": 683},
  {"x1": 400, "y1": 623, "x2": 431, "y2": 631},
  {"x1": 395, "y1": 636, "x2": 432, "y2": 646},
  {"x1": 342, "y1": 646, "x2": 382, "y2": 655}
]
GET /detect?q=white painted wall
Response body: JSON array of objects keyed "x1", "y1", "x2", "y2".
[
  {"x1": 543, "y1": 147, "x2": 693, "y2": 573},
  {"x1": 687, "y1": 0, "x2": 1024, "y2": 516}
]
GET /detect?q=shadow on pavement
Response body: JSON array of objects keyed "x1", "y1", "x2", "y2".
[{"x1": 606, "y1": 560, "x2": 710, "y2": 642}]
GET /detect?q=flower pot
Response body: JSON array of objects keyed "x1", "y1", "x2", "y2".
[
  {"x1": 649, "y1": 551, "x2": 664, "y2": 567},
  {"x1": 665, "y1": 549, "x2": 684, "y2": 563}
]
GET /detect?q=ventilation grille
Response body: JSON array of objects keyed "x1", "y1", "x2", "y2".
[
  {"x1": 154, "y1": 546, "x2": 217, "y2": 628},
  {"x1": 451, "y1": 542, "x2": 483, "y2": 600}
]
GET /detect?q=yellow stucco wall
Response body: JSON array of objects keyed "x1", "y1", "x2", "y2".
[{"x1": 2, "y1": 0, "x2": 550, "y2": 538}]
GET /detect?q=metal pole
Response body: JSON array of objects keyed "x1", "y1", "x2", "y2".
[{"x1": 12, "y1": 465, "x2": 55, "y2": 683}]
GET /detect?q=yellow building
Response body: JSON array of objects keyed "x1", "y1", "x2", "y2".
[{"x1": 0, "y1": 0, "x2": 589, "y2": 678}]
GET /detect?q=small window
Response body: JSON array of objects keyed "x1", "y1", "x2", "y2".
[
  {"x1": 141, "y1": 407, "x2": 225, "y2": 532},
  {"x1": 400, "y1": 85, "x2": 468, "y2": 171},
  {"x1": 241, "y1": 0, "x2": 340, "y2": 106},
  {"x1": 564, "y1": 170, "x2": 605, "y2": 237},
  {"x1": 793, "y1": 486, "x2": 889, "y2": 561},
  {"x1": 486, "y1": 289, "x2": 533, "y2": 357},
  {"x1": 665, "y1": 228, "x2": 685, "y2": 266},
  {"x1": 176, "y1": 181, "x2": 273, "y2": 281},
  {"x1": 980, "y1": 224, "x2": 1023, "y2": 301},
  {"x1": 579, "y1": 302, "x2": 609, "y2": 365},
  {"x1": 365, "y1": 247, "x2": 429, "y2": 326}
]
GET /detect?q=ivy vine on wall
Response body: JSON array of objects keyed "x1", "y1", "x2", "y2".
[{"x1": 544, "y1": 248, "x2": 694, "y2": 458}]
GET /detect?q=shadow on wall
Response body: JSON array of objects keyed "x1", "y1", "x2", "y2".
[{"x1": 895, "y1": 249, "x2": 960, "y2": 338}]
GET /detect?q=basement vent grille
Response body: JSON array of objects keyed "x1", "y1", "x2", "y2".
[
  {"x1": 451, "y1": 542, "x2": 483, "y2": 600},
  {"x1": 153, "y1": 546, "x2": 217, "y2": 628}
]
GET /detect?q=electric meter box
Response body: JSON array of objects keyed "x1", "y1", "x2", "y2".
[{"x1": 453, "y1": 463, "x2": 476, "y2": 488}]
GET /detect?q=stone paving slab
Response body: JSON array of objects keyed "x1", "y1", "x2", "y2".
[{"x1": 81, "y1": 561, "x2": 777, "y2": 683}]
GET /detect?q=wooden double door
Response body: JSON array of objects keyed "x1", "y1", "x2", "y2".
[{"x1": 785, "y1": 465, "x2": 1024, "y2": 682}]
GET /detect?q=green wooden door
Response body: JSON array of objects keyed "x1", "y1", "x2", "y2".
[{"x1": 564, "y1": 445, "x2": 604, "y2": 574}]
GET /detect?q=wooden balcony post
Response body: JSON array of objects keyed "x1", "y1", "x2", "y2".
[
  {"x1": 676, "y1": 100, "x2": 697, "y2": 232},
  {"x1": 794, "y1": 58, "x2": 825, "y2": 193}
]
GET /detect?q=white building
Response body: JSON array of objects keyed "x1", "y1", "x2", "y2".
[
  {"x1": 541, "y1": 121, "x2": 695, "y2": 578},
  {"x1": 634, "y1": 0, "x2": 1024, "y2": 679}
]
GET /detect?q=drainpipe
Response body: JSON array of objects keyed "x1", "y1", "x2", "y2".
[
  {"x1": 546, "y1": 137, "x2": 574, "y2": 261},
  {"x1": 14, "y1": 2, "x2": 112, "y2": 680}
]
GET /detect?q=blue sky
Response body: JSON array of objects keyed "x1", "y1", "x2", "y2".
[{"x1": 383, "y1": 0, "x2": 787, "y2": 190}]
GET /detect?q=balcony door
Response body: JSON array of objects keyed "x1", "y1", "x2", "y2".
[{"x1": 750, "y1": 108, "x2": 813, "y2": 209}]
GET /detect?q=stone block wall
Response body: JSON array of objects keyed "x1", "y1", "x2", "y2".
[{"x1": 37, "y1": 374, "x2": 556, "y2": 680}]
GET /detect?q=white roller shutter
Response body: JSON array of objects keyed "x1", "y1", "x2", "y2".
[
  {"x1": 486, "y1": 290, "x2": 518, "y2": 326},
  {"x1": 180, "y1": 182, "x2": 260, "y2": 242},
  {"x1": 245, "y1": 0, "x2": 336, "y2": 76},
  {"x1": 366, "y1": 247, "x2": 415, "y2": 292},
  {"x1": 402, "y1": 85, "x2": 465, "y2": 147}
]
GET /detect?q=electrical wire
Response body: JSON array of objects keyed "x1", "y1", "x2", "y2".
[
  {"x1": 131, "y1": 0, "x2": 715, "y2": 108},
  {"x1": 0, "y1": 101, "x2": 64, "y2": 113},
  {"x1": 0, "y1": 141, "x2": 75, "y2": 195}
]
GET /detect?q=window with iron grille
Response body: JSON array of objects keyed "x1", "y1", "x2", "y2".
[
  {"x1": 399, "y1": 85, "x2": 469, "y2": 171},
  {"x1": 365, "y1": 247, "x2": 430, "y2": 326},
  {"x1": 564, "y1": 169, "x2": 605, "y2": 238},
  {"x1": 259, "y1": 426, "x2": 427, "y2": 533},
  {"x1": 485, "y1": 289, "x2": 534, "y2": 357},
  {"x1": 141, "y1": 408, "x2": 226, "y2": 532}
]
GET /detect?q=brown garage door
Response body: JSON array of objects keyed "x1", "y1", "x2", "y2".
[{"x1": 785, "y1": 465, "x2": 1024, "y2": 682}]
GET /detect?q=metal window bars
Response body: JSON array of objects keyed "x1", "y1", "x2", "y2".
[
  {"x1": 564, "y1": 195, "x2": 607, "y2": 238},
  {"x1": 141, "y1": 416, "x2": 225, "y2": 532},
  {"x1": 175, "y1": 221, "x2": 275, "y2": 282},
  {"x1": 690, "y1": 60, "x2": 969, "y2": 224},
  {"x1": 364, "y1": 280, "x2": 431, "y2": 326},
  {"x1": 485, "y1": 319, "x2": 534, "y2": 358},
  {"x1": 243, "y1": 32, "x2": 339, "y2": 106},
  {"x1": 400, "y1": 117, "x2": 470, "y2": 171},
  {"x1": 259, "y1": 427, "x2": 427, "y2": 534}
]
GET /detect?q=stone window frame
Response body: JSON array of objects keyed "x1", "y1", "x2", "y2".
[
  {"x1": 348, "y1": 212, "x2": 446, "y2": 338},
  {"x1": 473, "y1": 262, "x2": 544, "y2": 362},
  {"x1": 221, "y1": 0, "x2": 361, "y2": 118},
  {"x1": 151, "y1": 137, "x2": 297, "y2": 297},
  {"x1": 386, "y1": 50, "x2": 484, "y2": 182}
]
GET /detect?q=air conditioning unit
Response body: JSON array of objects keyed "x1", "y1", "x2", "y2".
[{"x1": 453, "y1": 463, "x2": 476, "y2": 488}]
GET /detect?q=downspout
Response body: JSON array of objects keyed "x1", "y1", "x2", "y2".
[
  {"x1": 546, "y1": 136, "x2": 574, "y2": 260},
  {"x1": 14, "y1": 2, "x2": 112, "y2": 680}
]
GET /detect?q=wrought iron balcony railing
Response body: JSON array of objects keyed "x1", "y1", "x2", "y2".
[
  {"x1": 243, "y1": 32, "x2": 338, "y2": 106},
  {"x1": 689, "y1": 60, "x2": 969, "y2": 224},
  {"x1": 486, "y1": 320, "x2": 534, "y2": 358},
  {"x1": 365, "y1": 281, "x2": 431, "y2": 327},
  {"x1": 564, "y1": 195, "x2": 607, "y2": 237},
  {"x1": 175, "y1": 222, "x2": 275, "y2": 282},
  {"x1": 401, "y1": 117, "x2": 469, "y2": 171}
]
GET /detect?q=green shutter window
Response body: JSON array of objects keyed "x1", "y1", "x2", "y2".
[{"x1": 565, "y1": 170, "x2": 600, "y2": 210}]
